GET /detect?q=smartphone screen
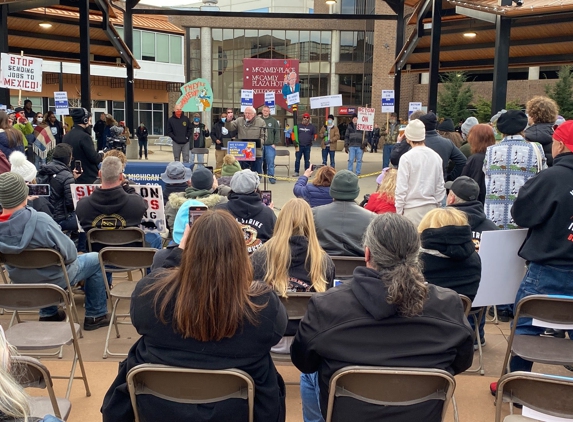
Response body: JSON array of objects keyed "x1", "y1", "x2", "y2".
[
  {"x1": 28, "y1": 184, "x2": 51, "y2": 197},
  {"x1": 260, "y1": 190, "x2": 272, "y2": 207},
  {"x1": 312, "y1": 164, "x2": 324, "y2": 171},
  {"x1": 74, "y1": 160, "x2": 83, "y2": 174},
  {"x1": 205, "y1": 166, "x2": 214, "y2": 174},
  {"x1": 188, "y1": 205, "x2": 208, "y2": 227}
]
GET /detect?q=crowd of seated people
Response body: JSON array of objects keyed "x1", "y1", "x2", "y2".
[{"x1": 0, "y1": 100, "x2": 571, "y2": 422}]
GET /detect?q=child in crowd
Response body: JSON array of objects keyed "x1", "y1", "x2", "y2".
[
  {"x1": 221, "y1": 154, "x2": 241, "y2": 177},
  {"x1": 364, "y1": 167, "x2": 397, "y2": 214}
]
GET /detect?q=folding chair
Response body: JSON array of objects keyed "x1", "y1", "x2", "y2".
[
  {"x1": 274, "y1": 149, "x2": 291, "y2": 177},
  {"x1": 0, "y1": 249, "x2": 83, "y2": 338},
  {"x1": 459, "y1": 294, "x2": 472, "y2": 317},
  {"x1": 127, "y1": 364, "x2": 255, "y2": 422},
  {"x1": 458, "y1": 294, "x2": 486, "y2": 376},
  {"x1": 87, "y1": 227, "x2": 145, "y2": 253},
  {"x1": 12, "y1": 355, "x2": 72, "y2": 421},
  {"x1": 325, "y1": 366, "x2": 456, "y2": 422},
  {"x1": 495, "y1": 371, "x2": 573, "y2": 422},
  {"x1": 191, "y1": 147, "x2": 210, "y2": 167},
  {"x1": 0, "y1": 284, "x2": 90, "y2": 399},
  {"x1": 500, "y1": 295, "x2": 573, "y2": 378},
  {"x1": 98, "y1": 247, "x2": 157, "y2": 358},
  {"x1": 329, "y1": 256, "x2": 366, "y2": 282}
]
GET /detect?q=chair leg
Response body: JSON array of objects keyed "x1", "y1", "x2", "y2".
[
  {"x1": 452, "y1": 395, "x2": 459, "y2": 422},
  {"x1": 103, "y1": 298, "x2": 120, "y2": 359},
  {"x1": 465, "y1": 310, "x2": 485, "y2": 375},
  {"x1": 72, "y1": 336, "x2": 91, "y2": 398}
]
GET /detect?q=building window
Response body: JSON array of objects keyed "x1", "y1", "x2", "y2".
[
  {"x1": 339, "y1": 74, "x2": 371, "y2": 106},
  {"x1": 112, "y1": 102, "x2": 165, "y2": 135},
  {"x1": 341, "y1": 0, "x2": 374, "y2": 14},
  {"x1": 116, "y1": 27, "x2": 184, "y2": 65}
]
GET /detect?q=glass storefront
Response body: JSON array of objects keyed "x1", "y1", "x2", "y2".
[{"x1": 112, "y1": 102, "x2": 165, "y2": 135}]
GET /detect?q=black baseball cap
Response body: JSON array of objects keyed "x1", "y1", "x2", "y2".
[{"x1": 445, "y1": 176, "x2": 479, "y2": 201}]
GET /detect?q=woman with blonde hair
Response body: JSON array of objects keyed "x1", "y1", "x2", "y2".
[
  {"x1": 0, "y1": 326, "x2": 62, "y2": 422},
  {"x1": 418, "y1": 207, "x2": 481, "y2": 300},
  {"x1": 364, "y1": 167, "x2": 397, "y2": 214}
]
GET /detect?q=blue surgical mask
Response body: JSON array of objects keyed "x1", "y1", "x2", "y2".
[
  {"x1": 327, "y1": 119, "x2": 333, "y2": 125},
  {"x1": 221, "y1": 117, "x2": 226, "y2": 122},
  {"x1": 194, "y1": 117, "x2": 200, "y2": 123}
]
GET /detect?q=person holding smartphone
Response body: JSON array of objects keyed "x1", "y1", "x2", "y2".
[{"x1": 293, "y1": 165, "x2": 335, "y2": 208}]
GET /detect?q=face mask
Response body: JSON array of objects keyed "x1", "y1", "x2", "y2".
[
  {"x1": 327, "y1": 119, "x2": 333, "y2": 125},
  {"x1": 221, "y1": 117, "x2": 226, "y2": 122},
  {"x1": 194, "y1": 117, "x2": 200, "y2": 123},
  {"x1": 140, "y1": 124, "x2": 144, "y2": 127},
  {"x1": 37, "y1": 118, "x2": 43, "y2": 123},
  {"x1": 175, "y1": 111, "x2": 182, "y2": 118}
]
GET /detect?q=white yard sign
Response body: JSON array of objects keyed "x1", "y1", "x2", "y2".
[
  {"x1": 356, "y1": 107, "x2": 375, "y2": 131},
  {"x1": 310, "y1": 94, "x2": 343, "y2": 109},
  {"x1": 0, "y1": 53, "x2": 43, "y2": 92}
]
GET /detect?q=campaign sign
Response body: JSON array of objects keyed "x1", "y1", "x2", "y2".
[
  {"x1": 357, "y1": 107, "x2": 375, "y2": 131},
  {"x1": 70, "y1": 184, "x2": 166, "y2": 233},
  {"x1": 264, "y1": 91, "x2": 276, "y2": 115},
  {"x1": 381, "y1": 90, "x2": 395, "y2": 113},
  {"x1": 241, "y1": 89, "x2": 254, "y2": 112},
  {"x1": 228, "y1": 141, "x2": 256, "y2": 162},
  {"x1": 0, "y1": 53, "x2": 43, "y2": 92},
  {"x1": 54, "y1": 91, "x2": 69, "y2": 116}
]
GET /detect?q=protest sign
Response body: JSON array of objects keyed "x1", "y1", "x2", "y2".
[
  {"x1": 357, "y1": 107, "x2": 375, "y2": 131},
  {"x1": 381, "y1": 90, "x2": 395, "y2": 113},
  {"x1": 241, "y1": 89, "x2": 254, "y2": 112},
  {"x1": 408, "y1": 102, "x2": 422, "y2": 119},
  {"x1": 0, "y1": 53, "x2": 43, "y2": 92},
  {"x1": 264, "y1": 91, "x2": 276, "y2": 115},
  {"x1": 227, "y1": 141, "x2": 256, "y2": 161},
  {"x1": 70, "y1": 184, "x2": 166, "y2": 233},
  {"x1": 175, "y1": 78, "x2": 213, "y2": 112},
  {"x1": 54, "y1": 91, "x2": 69, "y2": 116},
  {"x1": 287, "y1": 92, "x2": 300, "y2": 106},
  {"x1": 310, "y1": 94, "x2": 343, "y2": 109}
]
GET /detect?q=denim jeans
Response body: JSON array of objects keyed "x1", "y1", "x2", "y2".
[
  {"x1": 300, "y1": 372, "x2": 324, "y2": 422},
  {"x1": 264, "y1": 145, "x2": 276, "y2": 179},
  {"x1": 40, "y1": 252, "x2": 107, "y2": 319},
  {"x1": 382, "y1": 143, "x2": 394, "y2": 169},
  {"x1": 190, "y1": 153, "x2": 205, "y2": 166},
  {"x1": 348, "y1": 146, "x2": 363, "y2": 175},
  {"x1": 145, "y1": 232, "x2": 163, "y2": 250},
  {"x1": 295, "y1": 146, "x2": 311, "y2": 174},
  {"x1": 138, "y1": 139, "x2": 148, "y2": 158},
  {"x1": 510, "y1": 262, "x2": 573, "y2": 372},
  {"x1": 468, "y1": 308, "x2": 486, "y2": 340},
  {"x1": 321, "y1": 147, "x2": 335, "y2": 168}
]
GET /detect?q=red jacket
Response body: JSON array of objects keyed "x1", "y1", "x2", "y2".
[{"x1": 364, "y1": 192, "x2": 396, "y2": 214}]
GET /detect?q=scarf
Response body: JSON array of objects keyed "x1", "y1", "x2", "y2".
[{"x1": 33, "y1": 124, "x2": 56, "y2": 159}]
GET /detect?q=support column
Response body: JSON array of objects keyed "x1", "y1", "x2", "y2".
[
  {"x1": 79, "y1": 0, "x2": 91, "y2": 110},
  {"x1": 491, "y1": 16, "x2": 511, "y2": 116},
  {"x1": 0, "y1": 5, "x2": 11, "y2": 107},
  {"x1": 394, "y1": 0, "x2": 404, "y2": 118},
  {"x1": 329, "y1": 1, "x2": 340, "y2": 117},
  {"x1": 124, "y1": 0, "x2": 138, "y2": 159},
  {"x1": 200, "y1": 27, "x2": 212, "y2": 127},
  {"x1": 427, "y1": 0, "x2": 442, "y2": 113}
]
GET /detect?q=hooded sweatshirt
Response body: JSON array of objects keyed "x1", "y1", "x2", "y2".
[
  {"x1": 420, "y1": 225, "x2": 482, "y2": 300},
  {"x1": 524, "y1": 123, "x2": 554, "y2": 166},
  {"x1": 291, "y1": 266, "x2": 474, "y2": 422},
  {"x1": 448, "y1": 200, "x2": 498, "y2": 247},
  {"x1": 76, "y1": 185, "x2": 147, "y2": 232},
  {"x1": 511, "y1": 152, "x2": 573, "y2": 265},
  {"x1": 37, "y1": 158, "x2": 75, "y2": 222},
  {"x1": 0, "y1": 207, "x2": 77, "y2": 288},
  {"x1": 217, "y1": 192, "x2": 277, "y2": 253}
]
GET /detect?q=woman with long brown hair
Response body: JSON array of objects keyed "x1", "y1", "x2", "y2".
[
  {"x1": 293, "y1": 165, "x2": 335, "y2": 207},
  {"x1": 461, "y1": 124, "x2": 496, "y2": 204},
  {"x1": 102, "y1": 209, "x2": 288, "y2": 422}
]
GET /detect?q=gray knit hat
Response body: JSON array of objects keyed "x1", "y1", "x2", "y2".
[
  {"x1": 0, "y1": 173, "x2": 29, "y2": 209},
  {"x1": 230, "y1": 169, "x2": 260, "y2": 194},
  {"x1": 329, "y1": 170, "x2": 360, "y2": 201},
  {"x1": 461, "y1": 117, "x2": 479, "y2": 137}
]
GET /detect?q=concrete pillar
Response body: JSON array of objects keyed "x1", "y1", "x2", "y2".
[
  {"x1": 420, "y1": 73, "x2": 429, "y2": 84},
  {"x1": 201, "y1": 27, "x2": 212, "y2": 127},
  {"x1": 329, "y1": 1, "x2": 340, "y2": 117},
  {"x1": 528, "y1": 66, "x2": 540, "y2": 80}
]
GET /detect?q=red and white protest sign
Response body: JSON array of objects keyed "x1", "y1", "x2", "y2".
[
  {"x1": 357, "y1": 107, "x2": 375, "y2": 131},
  {"x1": 71, "y1": 184, "x2": 166, "y2": 233},
  {"x1": 0, "y1": 53, "x2": 43, "y2": 92}
]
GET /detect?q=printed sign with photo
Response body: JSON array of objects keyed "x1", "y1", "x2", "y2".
[{"x1": 227, "y1": 141, "x2": 256, "y2": 161}]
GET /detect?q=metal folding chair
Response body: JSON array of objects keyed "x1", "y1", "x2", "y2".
[
  {"x1": 495, "y1": 371, "x2": 573, "y2": 421},
  {"x1": 191, "y1": 147, "x2": 210, "y2": 166},
  {"x1": 0, "y1": 284, "x2": 90, "y2": 399},
  {"x1": 274, "y1": 149, "x2": 291, "y2": 177},
  {"x1": 12, "y1": 355, "x2": 72, "y2": 420},
  {"x1": 458, "y1": 294, "x2": 485, "y2": 376},
  {"x1": 98, "y1": 247, "x2": 157, "y2": 358},
  {"x1": 329, "y1": 255, "x2": 366, "y2": 283},
  {"x1": 127, "y1": 364, "x2": 255, "y2": 422},
  {"x1": 500, "y1": 295, "x2": 573, "y2": 378},
  {"x1": 325, "y1": 366, "x2": 456, "y2": 422}
]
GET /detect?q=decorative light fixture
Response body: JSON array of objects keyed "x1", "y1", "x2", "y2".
[
  {"x1": 463, "y1": 19, "x2": 476, "y2": 38},
  {"x1": 39, "y1": 7, "x2": 52, "y2": 29},
  {"x1": 326, "y1": 0, "x2": 337, "y2": 4}
]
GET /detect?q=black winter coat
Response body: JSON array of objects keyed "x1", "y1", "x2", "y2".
[
  {"x1": 102, "y1": 276, "x2": 288, "y2": 422},
  {"x1": 524, "y1": 123, "x2": 554, "y2": 167},
  {"x1": 420, "y1": 225, "x2": 482, "y2": 300},
  {"x1": 166, "y1": 113, "x2": 192, "y2": 145},
  {"x1": 62, "y1": 125, "x2": 102, "y2": 184},
  {"x1": 37, "y1": 159, "x2": 75, "y2": 222},
  {"x1": 424, "y1": 130, "x2": 467, "y2": 181},
  {"x1": 291, "y1": 267, "x2": 474, "y2": 422},
  {"x1": 344, "y1": 122, "x2": 365, "y2": 148},
  {"x1": 461, "y1": 152, "x2": 486, "y2": 204}
]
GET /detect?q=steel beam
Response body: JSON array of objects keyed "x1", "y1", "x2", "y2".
[
  {"x1": 427, "y1": 0, "x2": 442, "y2": 113},
  {"x1": 0, "y1": 4, "x2": 10, "y2": 108},
  {"x1": 491, "y1": 15, "x2": 511, "y2": 116},
  {"x1": 394, "y1": 0, "x2": 404, "y2": 118},
  {"x1": 79, "y1": 0, "x2": 91, "y2": 110}
]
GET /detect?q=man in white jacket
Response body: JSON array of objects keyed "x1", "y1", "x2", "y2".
[{"x1": 395, "y1": 119, "x2": 445, "y2": 227}]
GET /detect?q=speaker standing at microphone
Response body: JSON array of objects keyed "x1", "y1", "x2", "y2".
[{"x1": 224, "y1": 106, "x2": 266, "y2": 175}]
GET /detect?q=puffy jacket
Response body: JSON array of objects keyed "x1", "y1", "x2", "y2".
[
  {"x1": 364, "y1": 192, "x2": 396, "y2": 214},
  {"x1": 293, "y1": 176, "x2": 333, "y2": 208},
  {"x1": 344, "y1": 122, "x2": 365, "y2": 148},
  {"x1": 62, "y1": 125, "x2": 102, "y2": 184},
  {"x1": 36, "y1": 159, "x2": 75, "y2": 222},
  {"x1": 319, "y1": 125, "x2": 340, "y2": 149},
  {"x1": 524, "y1": 123, "x2": 554, "y2": 166}
]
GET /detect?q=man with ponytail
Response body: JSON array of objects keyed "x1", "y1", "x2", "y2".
[{"x1": 291, "y1": 213, "x2": 474, "y2": 422}]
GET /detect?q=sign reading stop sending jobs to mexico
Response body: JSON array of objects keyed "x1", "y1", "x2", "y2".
[
  {"x1": 0, "y1": 53, "x2": 43, "y2": 92},
  {"x1": 356, "y1": 107, "x2": 375, "y2": 131}
]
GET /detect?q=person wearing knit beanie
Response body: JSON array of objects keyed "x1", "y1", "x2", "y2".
[
  {"x1": 461, "y1": 117, "x2": 479, "y2": 139},
  {"x1": 329, "y1": 170, "x2": 360, "y2": 201},
  {"x1": 0, "y1": 172, "x2": 29, "y2": 209},
  {"x1": 395, "y1": 119, "x2": 445, "y2": 227},
  {"x1": 437, "y1": 118, "x2": 455, "y2": 133},
  {"x1": 496, "y1": 110, "x2": 528, "y2": 136},
  {"x1": 9, "y1": 151, "x2": 37, "y2": 183}
]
